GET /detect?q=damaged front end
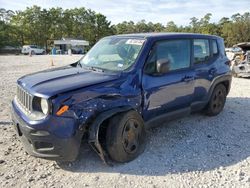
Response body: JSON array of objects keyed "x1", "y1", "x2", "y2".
[
  {"x1": 232, "y1": 51, "x2": 250, "y2": 77},
  {"x1": 231, "y1": 42, "x2": 250, "y2": 77},
  {"x1": 232, "y1": 61, "x2": 250, "y2": 77},
  {"x1": 53, "y1": 73, "x2": 142, "y2": 164}
]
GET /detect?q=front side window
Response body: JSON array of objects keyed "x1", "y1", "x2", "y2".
[
  {"x1": 194, "y1": 39, "x2": 210, "y2": 64},
  {"x1": 80, "y1": 37, "x2": 145, "y2": 71},
  {"x1": 144, "y1": 39, "x2": 191, "y2": 74}
]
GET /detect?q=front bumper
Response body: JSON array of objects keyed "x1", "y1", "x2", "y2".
[{"x1": 11, "y1": 102, "x2": 83, "y2": 161}]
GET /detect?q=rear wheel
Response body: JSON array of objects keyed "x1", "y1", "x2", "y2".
[
  {"x1": 205, "y1": 84, "x2": 227, "y2": 116},
  {"x1": 106, "y1": 111, "x2": 146, "y2": 163}
]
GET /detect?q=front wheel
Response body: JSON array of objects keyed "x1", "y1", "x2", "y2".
[
  {"x1": 205, "y1": 84, "x2": 227, "y2": 116},
  {"x1": 106, "y1": 111, "x2": 146, "y2": 163}
]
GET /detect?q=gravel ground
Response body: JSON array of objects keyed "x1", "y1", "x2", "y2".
[{"x1": 0, "y1": 55, "x2": 250, "y2": 188}]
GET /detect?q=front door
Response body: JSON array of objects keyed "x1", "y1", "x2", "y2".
[{"x1": 142, "y1": 39, "x2": 195, "y2": 121}]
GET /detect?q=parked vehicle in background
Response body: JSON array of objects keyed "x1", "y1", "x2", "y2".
[
  {"x1": 0, "y1": 46, "x2": 21, "y2": 54},
  {"x1": 21, "y1": 45, "x2": 46, "y2": 55},
  {"x1": 225, "y1": 47, "x2": 242, "y2": 61},
  {"x1": 71, "y1": 46, "x2": 84, "y2": 54},
  {"x1": 12, "y1": 33, "x2": 232, "y2": 164},
  {"x1": 231, "y1": 42, "x2": 250, "y2": 77}
]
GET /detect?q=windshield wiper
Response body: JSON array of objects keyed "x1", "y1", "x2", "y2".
[
  {"x1": 80, "y1": 64, "x2": 104, "y2": 72},
  {"x1": 77, "y1": 62, "x2": 82, "y2": 68},
  {"x1": 89, "y1": 66, "x2": 104, "y2": 72}
]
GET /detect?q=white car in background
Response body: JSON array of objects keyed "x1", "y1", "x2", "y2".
[{"x1": 21, "y1": 45, "x2": 46, "y2": 55}]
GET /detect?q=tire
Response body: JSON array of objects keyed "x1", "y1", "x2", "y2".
[
  {"x1": 106, "y1": 110, "x2": 146, "y2": 163},
  {"x1": 31, "y1": 51, "x2": 35, "y2": 55},
  {"x1": 42, "y1": 51, "x2": 46, "y2": 55},
  {"x1": 205, "y1": 84, "x2": 227, "y2": 116}
]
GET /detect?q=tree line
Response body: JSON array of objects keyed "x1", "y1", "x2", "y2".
[{"x1": 0, "y1": 6, "x2": 250, "y2": 50}]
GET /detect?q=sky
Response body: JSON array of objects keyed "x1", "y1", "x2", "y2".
[{"x1": 1, "y1": 0, "x2": 250, "y2": 26}]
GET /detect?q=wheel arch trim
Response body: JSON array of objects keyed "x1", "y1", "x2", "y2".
[
  {"x1": 87, "y1": 106, "x2": 134, "y2": 164},
  {"x1": 208, "y1": 74, "x2": 232, "y2": 101}
]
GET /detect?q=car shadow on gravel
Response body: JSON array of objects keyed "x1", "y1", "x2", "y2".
[{"x1": 58, "y1": 97, "x2": 250, "y2": 176}]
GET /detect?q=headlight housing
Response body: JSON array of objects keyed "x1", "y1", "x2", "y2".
[
  {"x1": 40, "y1": 98, "x2": 49, "y2": 115},
  {"x1": 15, "y1": 85, "x2": 51, "y2": 121},
  {"x1": 31, "y1": 97, "x2": 50, "y2": 120}
]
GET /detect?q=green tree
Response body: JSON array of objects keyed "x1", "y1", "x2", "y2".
[
  {"x1": 116, "y1": 21, "x2": 136, "y2": 34},
  {"x1": 165, "y1": 21, "x2": 178, "y2": 32},
  {"x1": 189, "y1": 17, "x2": 200, "y2": 33},
  {"x1": 1, "y1": 7, "x2": 250, "y2": 49},
  {"x1": 0, "y1": 8, "x2": 18, "y2": 48},
  {"x1": 6, "y1": 6, "x2": 114, "y2": 49},
  {"x1": 135, "y1": 20, "x2": 150, "y2": 32}
]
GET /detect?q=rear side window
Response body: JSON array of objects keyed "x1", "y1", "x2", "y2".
[
  {"x1": 145, "y1": 39, "x2": 191, "y2": 74},
  {"x1": 194, "y1": 39, "x2": 210, "y2": 64},
  {"x1": 212, "y1": 40, "x2": 219, "y2": 55}
]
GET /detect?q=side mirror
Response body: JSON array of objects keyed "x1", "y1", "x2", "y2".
[{"x1": 156, "y1": 58, "x2": 170, "y2": 74}]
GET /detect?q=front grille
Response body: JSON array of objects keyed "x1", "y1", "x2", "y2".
[{"x1": 16, "y1": 85, "x2": 33, "y2": 113}]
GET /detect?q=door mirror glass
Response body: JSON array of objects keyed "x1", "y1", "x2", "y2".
[{"x1": 156, "y1": 58, "x2": 170, "y2": 74}]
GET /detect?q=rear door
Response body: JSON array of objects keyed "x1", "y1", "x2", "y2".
[
  {"x1": 142, "y1": 39, "x2": 195, "y2": 121},
  {"x1": 192, "y1": 39, "x2": 219, "y2": 104}
]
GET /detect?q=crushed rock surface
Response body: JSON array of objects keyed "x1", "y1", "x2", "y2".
[{"x1": 0, "y1": 55, "x2": 250, "y2": 187}]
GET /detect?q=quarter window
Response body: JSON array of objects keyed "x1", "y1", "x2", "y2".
[
  {"x1": 194, "y1": 39, "x2": 210, "y2": 64},
  {"x1": 212, "y1": 40, "x2": 219, "y2": 55},
  {"x1": 145, "y1": 40, "x2": 191, "y2": 74}
]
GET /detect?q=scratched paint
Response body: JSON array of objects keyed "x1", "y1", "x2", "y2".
[{"x1": 54, "y1": 71, "x2": 142, "y2": 129}]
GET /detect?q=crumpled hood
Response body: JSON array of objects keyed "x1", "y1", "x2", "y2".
[{"x1": 17, "y1": 65, "x2": 119, "y2": 98}]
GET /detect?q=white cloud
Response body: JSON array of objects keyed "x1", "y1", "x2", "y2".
[{"x1": 0, "y1": 0, "x2": 249, "y2": 25}]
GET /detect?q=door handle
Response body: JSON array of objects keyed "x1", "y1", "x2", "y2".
[{"x1": 183, "y1": 75, "x2": 194, "y2": 82}]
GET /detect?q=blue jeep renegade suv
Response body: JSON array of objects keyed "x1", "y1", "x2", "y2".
[{"x1": 11, "y1": 33, "x2": 232, "y2": 163}]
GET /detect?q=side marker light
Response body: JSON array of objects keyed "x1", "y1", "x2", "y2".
[{"x1": 56, "y1": 105, "x2": 69, "y2": 116}]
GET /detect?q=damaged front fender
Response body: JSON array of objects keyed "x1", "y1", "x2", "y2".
[{"x1": 51, "y1": 72, "x2": 143, "y2": 163}]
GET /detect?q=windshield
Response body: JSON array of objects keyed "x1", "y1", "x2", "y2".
[{"x1": 80, "y1": 37, "x2": 145, "y2": 71}]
